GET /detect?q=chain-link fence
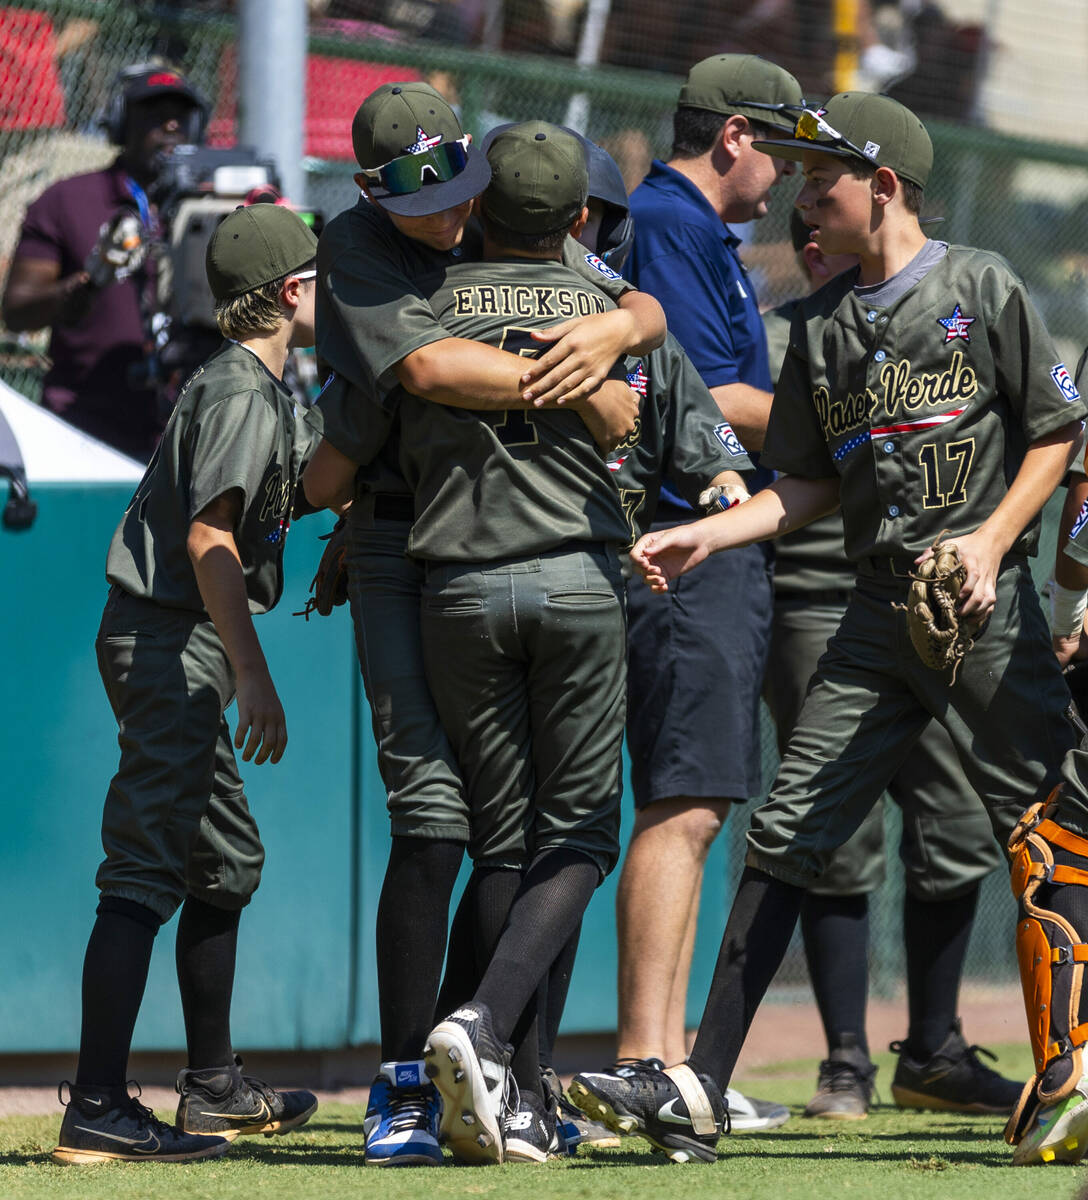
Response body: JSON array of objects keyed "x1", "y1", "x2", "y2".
[{"x1": 2, "y1": 0, "x2": 1079, "y2": 997}]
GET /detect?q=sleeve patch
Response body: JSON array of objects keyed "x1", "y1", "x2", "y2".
[
  {"x1": 1072, "y1": 496, "x2": 1088, "y2": 542},
  {"x1": 1051, "y1": 363, "x2": 1081, "y2": 403},
  {"x1": 584, "y1": 252, "x2": 620, "y2": 280},
  {"x1": 714, "y1": 422, "x2": 744, "y2": 456}
]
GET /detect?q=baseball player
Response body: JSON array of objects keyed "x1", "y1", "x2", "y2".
[
  {"x1": 395, "y1": 121, "x2": 637, "y2": 1165},
  {"x1": 571, "y1": 91, "x2": 1086, "y2": 1166},
  {"x1": 53, "y1": 205, "x2": 321, "y2": 1165},
  {"x1": 764, "y1": 210, "x2": 1017, "y2": 1120},
  {"x1": 302, "y1": 82, "x2": 663, "y2": 1167}
]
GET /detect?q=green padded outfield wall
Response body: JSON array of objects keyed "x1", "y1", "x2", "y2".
[{"x1": 0, "y1": 482, "x2": 711, "y2": 1052}]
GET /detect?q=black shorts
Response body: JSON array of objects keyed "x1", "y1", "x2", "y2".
[{"x1": 625, "y1": 504, "x2": 773, "y2": 808}]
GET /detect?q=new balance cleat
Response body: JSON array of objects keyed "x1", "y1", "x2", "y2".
[
  {"x1": 364, "y1": 1060, "x2": 443, "y2": 1166},
  {"x1": 503, "y1": 1090, "x2": 559, "y2": 1163},
  {"x1": 803, "y1": 1036, "x2": 877, "y2": 1120},
  {"x1": 54, "y1": 1081, "x2": 230, "y2": 1164},
  {"x1": 541, "y1": 1065, "x2": 620, "y2": 1151},
  {"x1": 176, "y1": 1056, "x2": 317, "y2": 1139},
  {"x1": 1012, "y1": 1078, "x2": 1088, "y2": 1166},
  {"x1": 424, "y1": 1003, "x2": 510, "y2": 1164},
  {"x1": 569, "y1": 1060, "x2": 725, "y2": 1162},
  {"x1": 890, "y1": 1020, "x2": 1023, "y2": 1115}
]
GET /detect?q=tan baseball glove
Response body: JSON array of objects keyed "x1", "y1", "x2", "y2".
[
  {"x1": 897, "y1": 531, "x2": 976, "y2": 681},
  {"x1": 295, "y1": 516, "x2": 348, "y2": 620}
]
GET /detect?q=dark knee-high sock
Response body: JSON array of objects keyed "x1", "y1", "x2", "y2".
[
  {"x1": 903, "y1": 884, "x2": 978, "y2": 1060},
  {"x1": 538, "y1": 923, "x2": 582, "y2": 1069},
  {"x1": 687, "y1": 867, "x2": 804, "y2": 1087},
  {"x1": 801, "y1": 892, "x2": 871, "y2": 1057},
  {"x1": 175, "y1": 897, "x2": 241, "y2": 1069},
  {"x1": 76, "y1": 898, "x2": 160, "y2": 1086},
  {"x1": 474, "y1": 850, "x2": 598, "y2": 1046},
  {"x1": 435, "y1": 870, "x2": 480, "y2": 1021},
  {"x1": 376, "y1": 836, "x2": 464, "y2": 1061}
]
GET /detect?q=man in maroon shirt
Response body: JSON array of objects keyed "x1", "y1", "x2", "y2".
[{"x1": 2, "y1": 65, "x2": 205, "y2": 461}]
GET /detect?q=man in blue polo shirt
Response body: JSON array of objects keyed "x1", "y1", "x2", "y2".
[{"x1": 609, "y1": 53, "x2": 802, "y2": 1129}]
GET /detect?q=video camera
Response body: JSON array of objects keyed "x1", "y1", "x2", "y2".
[{"x1": 145, "y1": 145, "x2": 323, "y2": 408}]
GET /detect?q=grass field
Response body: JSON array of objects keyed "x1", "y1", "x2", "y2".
[{"x1": 2, "y1": 1042, "x2": 1085, "y2": 1200}]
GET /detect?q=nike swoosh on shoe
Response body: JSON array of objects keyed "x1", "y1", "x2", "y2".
[{"x1": 73, "y1": 1125, "x2": 161, "y2": 1152}]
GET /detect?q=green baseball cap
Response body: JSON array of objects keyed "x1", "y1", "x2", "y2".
[
  {"x1": 483, "y1": 121, "x2": 588, "y2": 236},
  {"x1": 678, "y1": 54, "x2": 804, "y2": 133},
  {"x1": 206, "y1": 204, "x2": 318, "y2": 300},
  {"x1": 753, "y1": 92, "x2": 933, "y2": 188},
  {"x1": 351, "y1": 81, "x2": 491, "y2": 217}
]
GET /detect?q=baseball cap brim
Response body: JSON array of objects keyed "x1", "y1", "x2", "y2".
[
  {"x1": 369, "y1": 141, "x2": 491, "y2": 217},
  {"x1": 753, "y1": 138, "x2": 858, "y2": 166}
]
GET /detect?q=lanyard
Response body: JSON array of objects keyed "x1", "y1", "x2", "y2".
[{"x1": 122, "y1": 174, "x2": 154, "y2": 233}]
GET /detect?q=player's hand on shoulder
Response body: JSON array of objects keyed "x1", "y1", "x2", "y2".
[
  {"x1": 522, "y1": 309, "x2": 636, "y2": 406},
  {"x1": 234, "y1": 669, "x2": 288, "y2": 765},
  {"x1": 630, "y1": 526, "x2": 709, "y2": 593}
]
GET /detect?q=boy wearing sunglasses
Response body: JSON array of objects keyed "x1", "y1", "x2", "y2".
[
  {"x1": 572, "y1": 92, "x2": 1088, "y2": 1168},
  {"x1": 305, "y1": 83, "x2": 664, "y2": 1167}
]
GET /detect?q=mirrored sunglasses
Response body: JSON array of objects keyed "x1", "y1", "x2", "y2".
[
  {"x1": 360, "y1": 135, "x2": 471, "y2": 196},
  {"x1": 795, "y1": 109, "x2": 877, "y2": 164}
]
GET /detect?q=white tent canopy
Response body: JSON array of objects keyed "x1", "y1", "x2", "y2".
[{"x1": 0, "y1": 379, "x2": 144, "y2": 483}]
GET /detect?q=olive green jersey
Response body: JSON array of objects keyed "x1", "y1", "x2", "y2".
[
  {"x1": 106, "y1": 341, "x2": 317, "y2": 615},
  {"x1": 763, "y1": 298, "x2": 853, "y2": 597},
  {"x1": 395, "y1": 257, "x2": 630, "y2": 560},
  {"x1": 764, "y1": 244, "x2": 1087, "y2": 561},
  {"x1": 315, "y1": 198, "x2": 634, "y2": 499},
  {"x1": 316, "y1": 197, "x2": 633, "y2": 395},
  {"x1": 606, "y1": 332, "x2": 752, "y2": 545}
]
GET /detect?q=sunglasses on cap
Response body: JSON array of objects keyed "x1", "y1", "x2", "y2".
[
  {"x1": 795, "y1": 108, "x2": 878, "y2": 164},
  {"x1": 359, "y1": 135, "x2": 471, "y2": 196}
]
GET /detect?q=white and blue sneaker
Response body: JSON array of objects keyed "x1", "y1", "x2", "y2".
[{"x1": 364, "y1": 1061, "x2": 443, "y2": 1167}]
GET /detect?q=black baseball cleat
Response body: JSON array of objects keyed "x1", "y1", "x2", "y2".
[
  {"x1": 803, "y1": 1036, "x2": 878, "y2": 1120},
  {"x1": 176, "y1": 1056, "x2": 318, "y2": 1139},
  {"x1": 889, "y1": 1020, "x2": 1023, "y2": 1114},
  {"x1": 569, "y1": 1060, "x2": 726, "y2": 1162},
  {"x1": 424, "y1": 1002, "x2": 511, "y2": 1164},
  {"x1": 53, "y1": 1081, "x2": 230, "y2": 1164},
  {"x1": 503, "y1": 1089, "x2": 560, "y2": 1163},
  {"x1": 541, "y1": 1065, "x2": 621, "y2": 1151}
]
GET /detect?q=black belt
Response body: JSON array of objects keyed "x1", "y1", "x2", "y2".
[
  {"x1": 372, "y1": 493, "x2": 414, "y2": 522},
  {"x1": 858, "y1": 555, "x2": 919, "y2": 579},
  {"x1": 776, "y1": 587, "x2": 855, "y2": 606}
]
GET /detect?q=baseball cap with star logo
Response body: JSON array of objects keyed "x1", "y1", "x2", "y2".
[
  {"x1": 753, "y1": 91, "x2": 933, "y2": 188},
  {"x1": 351, "y1": 82, "x2": 491, "y2": 216}
]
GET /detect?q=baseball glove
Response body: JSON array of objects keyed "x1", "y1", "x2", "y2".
[
  {"x1": 896, "y1": 531, "x2": 975, "y2": 681},
  {"x1": 295, "y1": 516, "x2": 348, "y2": 620}
]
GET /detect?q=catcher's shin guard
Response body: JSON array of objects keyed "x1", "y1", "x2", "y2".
[{"x1": 1005, "y1": 788, "x2": 1088, "y2": 1147}]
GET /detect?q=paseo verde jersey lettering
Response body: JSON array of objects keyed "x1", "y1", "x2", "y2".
[
  {"x1": 764, "y1": 245, "x2": 1088, "y2": 560},
  {"x1": 605, "y1": 332, "x2": 752, "y2": 546},
  {"x1": 395, "y1": 258, "x2": 630, "y2": 561},
  {"x1": 106, "y1": 341, "x2": 317, "y2": 615}
]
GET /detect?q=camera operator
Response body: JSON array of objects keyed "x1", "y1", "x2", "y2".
[{"x1": 1, "y1": 63, "x2": 207, "y2": 462}]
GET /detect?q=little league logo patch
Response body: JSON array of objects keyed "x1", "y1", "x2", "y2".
[
  {"x1": 404, "y1": 126, "x2": 442, "y2": 155},
  {"x1": 1051, "y1": 363, "x2": 1081, "y2": 403},
  {"x1": 713, "y1": 422, "x2": 744, "y2": 457},
  {"x1": 584, "y1": 252, "x2": 620, "y2": 280},
  {"x1": 626, "y1": 362, "x2": 648, "y2": 396},
  {"x1": 606, "y1": 455, "x2": 628, "y2": 473},
  {"x1": 1072, "y1": 496, "x2": 1088, "y2": 542},
  {"x1": 936, "y1": 304, "x2": 975, "y2": 344}
]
